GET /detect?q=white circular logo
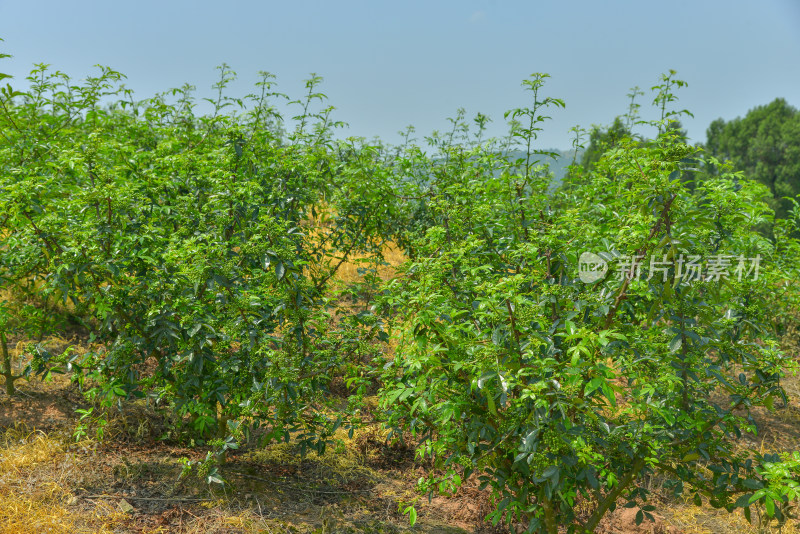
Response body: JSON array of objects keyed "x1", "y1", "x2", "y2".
[{"x1": 578, "y1": 252, "x2": 608, "y2": 283}]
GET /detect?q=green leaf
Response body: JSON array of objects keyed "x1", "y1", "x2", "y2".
[
  {"x1": 734, "y1": 494, "x2": 754, "y2": 508},
  {"x1": 405, "y1": 505, "x2": 417, "y2": 526},
  {"x1": 668, "y1": 333, "x2": 682, "y2": 353},
  {"x1": 207, "y1": 475, "x2": 225, "y2": 485},
  {"x1": 541, "y1": 465, "x2": 560, "y2": 484},
  {"x1": 742, "y1": 479, "x2": 764, "y2": 490},
  {"x1": 765, "y1": 495, "x2": 775, "y2": 517},
  {"x1": 486, "y1": 391, "x2": 497, "y2": 415}
]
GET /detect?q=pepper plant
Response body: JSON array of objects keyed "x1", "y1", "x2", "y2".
[
  {"x1": 378, "y1": 74, "x2": 800, "y2": 532},
  {"x1": 0, "y1": 54, "x2": 394, "y2": 449}
]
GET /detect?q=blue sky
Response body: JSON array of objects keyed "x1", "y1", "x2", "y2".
[{"x1": 1, "y1": 0, "x2": 799, "y2": 149}]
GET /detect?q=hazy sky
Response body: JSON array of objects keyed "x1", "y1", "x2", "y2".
[{"x1": 1, "y1": 0, "x2": 799, "y2": 149}]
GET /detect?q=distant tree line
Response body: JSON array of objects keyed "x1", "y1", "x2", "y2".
[
  {"x1": 705, "y1": 98, "x2": 800, "y2": 219},
  {"x1": 580, "y1": 97, "x2": 800, "y2": 221}
]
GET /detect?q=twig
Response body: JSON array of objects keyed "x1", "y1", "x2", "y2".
[{"x1": 82, "y1": 493, "x2": 215, "y2": 502}]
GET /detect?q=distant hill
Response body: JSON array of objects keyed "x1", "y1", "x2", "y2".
[
  {"x1": 424, "y1": 148, "x2": 582, "y2": 190},
  {"x1": 502, "y1": 148, "x2": 583, "y2": 188}
]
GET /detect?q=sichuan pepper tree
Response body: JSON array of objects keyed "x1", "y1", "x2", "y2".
[
  {"x1": 0, "y1": 57, "x2": 395, "y2": 447},
  {"x1": 378, "y1": 73, "x2": 800, "y2": 532}
]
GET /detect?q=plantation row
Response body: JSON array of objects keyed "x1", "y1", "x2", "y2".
[{"x1": 1, "y1": 55, "x2": 799, "y2": 533}]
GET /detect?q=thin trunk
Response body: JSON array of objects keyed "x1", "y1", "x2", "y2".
[
  {"x1": 583, "y1": 458, "x2": 645, "y2": 532},
  {"x1": 542, "y1": 496, "x2": 559, "y2": 534},
  {"x1": 216, "y1": 402, "x2": 229, "y2": 464},
  {"x1": 2, "y1": 331, "x2": 17, "y2": 396}
]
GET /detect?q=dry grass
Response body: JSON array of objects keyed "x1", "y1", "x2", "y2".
[
  {"x1": 1, "y1": 369, "x2": 796, "y2": 534},
  {"x1": 666, "y1": 503, "x2": 800, "y2": 534},
  {"x1": 0, "y1": 425, "x2": 64, "y2": 471},
  {"x1": 0, "y1": 495, "x2": 123, "y2": 534},
  {"x1": 0, "y1": 425, "x2": 124, "y2": 534},
  {"x1": 0, "y1": 404, "x2": 471, "y2": 533},
  {"x1": 333, "y1": 243, "x2": 405, "y2": 285}
]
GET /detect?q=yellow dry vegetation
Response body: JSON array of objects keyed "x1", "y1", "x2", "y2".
[
  {"x1": 333, "y1": 243, "x2": 405, "y2": 285},
  {"x1": 0, "y1": 494, "x2": 123, "y2": 534},
  {"x1": 297, "y1": 202, "x2": 405, "y2": 286},
  {"x1": 0, "y1": 425, "x2": 64, "y2": 472},
  {"x1": 0, "y1": 426, "x2": 124, "y2": 534},
  {"x1": 666, "y1": 502, "x2": 800, "y2": 534}
]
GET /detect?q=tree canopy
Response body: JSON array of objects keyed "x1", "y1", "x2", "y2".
[{"x1": 705, "y1": 98, "x2": 800, "y2": 219}]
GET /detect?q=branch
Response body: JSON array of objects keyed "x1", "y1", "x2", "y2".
[
  {"x1": 583, "y1": 457, "x2": 646, "y2": 533},
  {"x1": 604, "y1": 193, "x2": 675, "y2": 328}
]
